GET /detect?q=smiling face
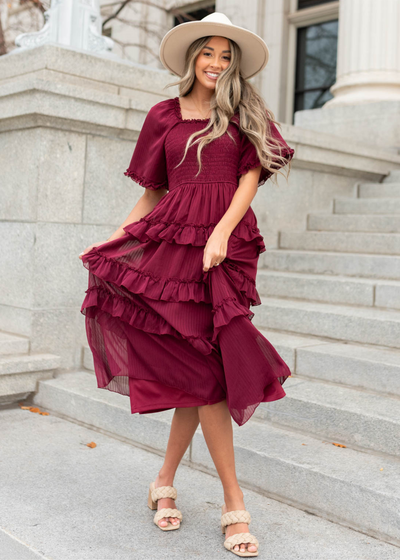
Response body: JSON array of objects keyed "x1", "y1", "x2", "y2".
[{"x1": 194, "y1": 36, "x2": 231, "y2": 90}]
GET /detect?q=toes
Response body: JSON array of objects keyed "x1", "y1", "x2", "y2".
[
  {"x1": 158, "y1": 516, "x2": 180, "y2": 527},
  {"x1": 233, "y1": 543, "x2": 258, "y2": 553}
]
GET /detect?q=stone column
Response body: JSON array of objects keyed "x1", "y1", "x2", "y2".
[
  {"x1": 326, "y1": 0, "x2": 400, "y2": 105},
  {"x1": 14, "y1": 0, "x2": 114, "y2": 55},
  {"x1": 295, "y1": 0, "x2": 400, "y2": 147}
]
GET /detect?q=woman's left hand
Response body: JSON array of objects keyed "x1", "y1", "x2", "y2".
[{"x1": 203, "y1": 230, "x2": 229, "y2": 272}]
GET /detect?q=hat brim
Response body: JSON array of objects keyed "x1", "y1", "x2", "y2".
[{"x1": 159, "y1": 21, "x2": 269, "y2": 80}]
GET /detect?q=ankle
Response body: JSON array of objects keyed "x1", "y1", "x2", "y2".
[
  {"x1": 223, "y1": 486, "x2": 244, "y2": 508},
  {"x1": 156, "y1": 470, "x2": 175, "y2": 487}
]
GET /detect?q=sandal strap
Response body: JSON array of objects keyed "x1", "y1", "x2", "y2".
[
  {"x1": 221, "y1": 510, "x2": 251, "y2": 528},
  {"x1": 224, "y1": 533, "x2": 259, "y2": 551},
  {"x1": 151, "y1": 485, "x2": 177, "y2": 502},
  {"x1": 153, "y1": 508, "x2": 182, "y2": 524}
]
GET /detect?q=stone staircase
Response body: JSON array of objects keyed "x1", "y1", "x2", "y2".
[
  {"x1": 29, "y1": 171, "x2": 400, "y2": 547},
  {"x1": 0, "y1": 331, "x2": 60, "y2": 405},
  {"x1": 251, "y1": 170, "x2": 400, "y2": 543}
]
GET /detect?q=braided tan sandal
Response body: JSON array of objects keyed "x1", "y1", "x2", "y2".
[
  {"x1": 147, "y1": 481, "x2": 183, "y2": 531},
  {"x1": 221, "y1": 505, "x2": 259, "y2": 557}
]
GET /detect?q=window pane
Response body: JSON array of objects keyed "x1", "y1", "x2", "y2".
[
  {"x1": 294, "y1": 19, "x2": 338, "y2": 115},
  {"x1": 298, "y1": 0, "x2": 335, "y2": 9},
  {"x1": 303, "y1": 89, "x2": 334, "y2": 109},
  {"x1": 173, "y1": 5, "x2": 215, "y2": 26}
]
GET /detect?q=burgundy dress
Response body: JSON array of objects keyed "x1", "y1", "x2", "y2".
[{"x1": 80, "y1": 96, "x2": 295, "y2": 427}]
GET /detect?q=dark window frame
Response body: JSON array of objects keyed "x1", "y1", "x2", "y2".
[
  {"x1": 293, "y1": 18, "x2": 338, "y2": 119},
  {"x1": 173, "y1": 5, "x2": 216, "y2": 27},
  {"x1": 298, "y1": 0, "x2": 336, "y2": 9}
]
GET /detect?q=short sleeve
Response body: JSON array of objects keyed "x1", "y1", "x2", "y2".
[
  {"x1": 124, "y1": 102, "x2": 171, "y2": 191},
  {"x1": 237, "y1": 120, "x2": 295, "y2": 187}
]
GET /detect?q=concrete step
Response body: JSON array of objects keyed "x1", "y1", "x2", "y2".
[
  {"x1": 82, "y1": 344, "x2": 94, "y2": 371},
  {"x1": 0, "y1": 353, "x2": 60, "y2": 405},
  {"x1": 280, "y1": 230, "x2": 400, "y2": 255},
  {"x1": 3, "y1": 407, "x2": 399, "y2": 559},
  {"x1": 257, "y1": 269, "x2": 400, "y2": 309},
  {"x1": 308, "y1": 213, "x2": 400, "y2": 233},
  {"x1": 334, "y1": 197, "x2": 400, "y2": 214},
  {"x1": 254, "y1": 377, "x2": 400, "y2": 457},
  {"x1": 259, "y1": 329, "x2": 400, "y2": 398},
  {"x1": 261, "y1": 249, "x2": 400, "y2": 280},
  {"x1": 0, "y1": 331, "x2": 29, "y2": 355},
  {"x1": 383, "y1": 170, "x2": 400, "y2": 183},
  {"x1": 255, "y1": 329, "x2": 332, "y2": 372},
  {"x1": 358, "y1": 183, "x2": 400, "y2": 198},
  {"x1": 294, "y1": 340, "x2": 400, "y2": 397},
  {"x1": 31, "y1": 371, "x2": 400, "y2": 546},
  {"x1": 254, "y1": 297, "x2": 400, "y2": 349}
]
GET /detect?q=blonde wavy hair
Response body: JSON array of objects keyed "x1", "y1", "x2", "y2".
[{"x1": 163, "y1": 35, "x2": 292, "y2": 185}]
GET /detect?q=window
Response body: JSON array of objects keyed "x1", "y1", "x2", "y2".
[
  {"x1": 173, "y1": 5, "x2": 215, "y2": 26},
  {"x1": 298, "y1": 0, "x2": 335, "y2": 9},
  {"x1": 294, "y1": 18, "x2": 338, "y2": 112}
]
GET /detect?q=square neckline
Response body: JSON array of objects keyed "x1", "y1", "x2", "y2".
[{"x1": 174, "y1": 97, "x2": 211, "y2": 123}]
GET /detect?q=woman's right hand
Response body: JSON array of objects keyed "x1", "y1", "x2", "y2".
[{"x1": 79, "y1": 240, "x2": 109, "y2": 260}]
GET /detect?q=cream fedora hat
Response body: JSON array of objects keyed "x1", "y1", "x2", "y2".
[{"x1": 159, "y1": 12, "x2": 269, "y2": 80}]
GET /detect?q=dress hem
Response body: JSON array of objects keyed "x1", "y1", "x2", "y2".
[{"x1": 132, "y1": 398, "x2": 227, "y2": 414}]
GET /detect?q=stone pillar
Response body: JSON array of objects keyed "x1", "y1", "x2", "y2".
[
  {"x1": 326, "y1": 0, "x2": 400, "y2": 106},
  {"x1": 295, "y1": 0, "x2": 400, "y2": 148},
  {"x1": 14, "y1": 0, "x2": 114, "y2": 55}
]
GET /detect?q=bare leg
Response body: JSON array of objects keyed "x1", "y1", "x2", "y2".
[
  {"x1": 197, "y1": 399, "x2": 258, "y2": 554},
  {"x1": 154, "y1": 406, "x2": 200, "y2": 528}
]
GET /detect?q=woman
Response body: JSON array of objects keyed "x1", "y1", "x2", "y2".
[{"x1": 79, "y1": 12, "x2": 294, "y2": 557}]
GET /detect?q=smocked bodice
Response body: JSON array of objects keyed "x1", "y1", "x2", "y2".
[
  {"x1": 165, "y1": 119, "x2": 242, "y2": 191},
  {"x1": 123, "y1": 96, "x2": 294, "y2": 193}
]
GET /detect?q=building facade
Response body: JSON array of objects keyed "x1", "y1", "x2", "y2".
[{"x1": 98, "y1": 0, "x2": 341, "y2": 124}]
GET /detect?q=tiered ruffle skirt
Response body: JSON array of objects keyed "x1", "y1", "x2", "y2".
[{"x1": 80, "y1": 183, "x2": 291, "y2": 426}]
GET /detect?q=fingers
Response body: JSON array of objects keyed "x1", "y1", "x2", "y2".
[
  {"x1": 203, "y1": 262, "x2": 221, "y2": 272},
  {"x1": 203, "y1": 256, "x2": 225, "y2": 272},
  {"x1": 79, "y1": 239, "x2": 109, "y2": 260}
]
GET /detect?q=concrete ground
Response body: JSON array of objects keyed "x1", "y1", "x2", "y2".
[{"x1": 1, "y1": 404, "x2": 399, "y2": 560}]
